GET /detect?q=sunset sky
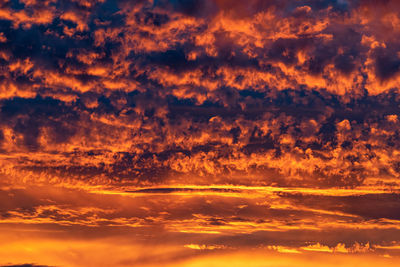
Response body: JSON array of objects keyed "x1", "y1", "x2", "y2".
[{"x1": 1, "y1": 0, "x2": 400, "y2": 266}]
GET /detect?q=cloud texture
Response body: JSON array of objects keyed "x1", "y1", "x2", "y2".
[{"x1": 1, "y1": 0, "x2": 400, "y2": 266}]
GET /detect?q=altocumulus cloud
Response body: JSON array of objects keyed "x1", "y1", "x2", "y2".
[{"x1": 1, "y1": 1, "x2": 400, "y2": 266}]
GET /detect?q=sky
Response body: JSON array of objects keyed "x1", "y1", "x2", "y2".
[{"x1": 0, "y1": 0, "x2": 400, "y2": 266}]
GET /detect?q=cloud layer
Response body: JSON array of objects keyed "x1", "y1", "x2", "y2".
[
  {"x1": 1, "y1": 0, "x2": 400, "y2": 189},
  {"x1": 1, "y1": 0, "x2": 400, "y2": 266}
]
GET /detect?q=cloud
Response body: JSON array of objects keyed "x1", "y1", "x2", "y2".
[
  {"x1": 2, "y1": 88, "x2": 400, "y2": 188},
  {"x1": 1, "y1": 1, "x2": 400, "y2": 265}
]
